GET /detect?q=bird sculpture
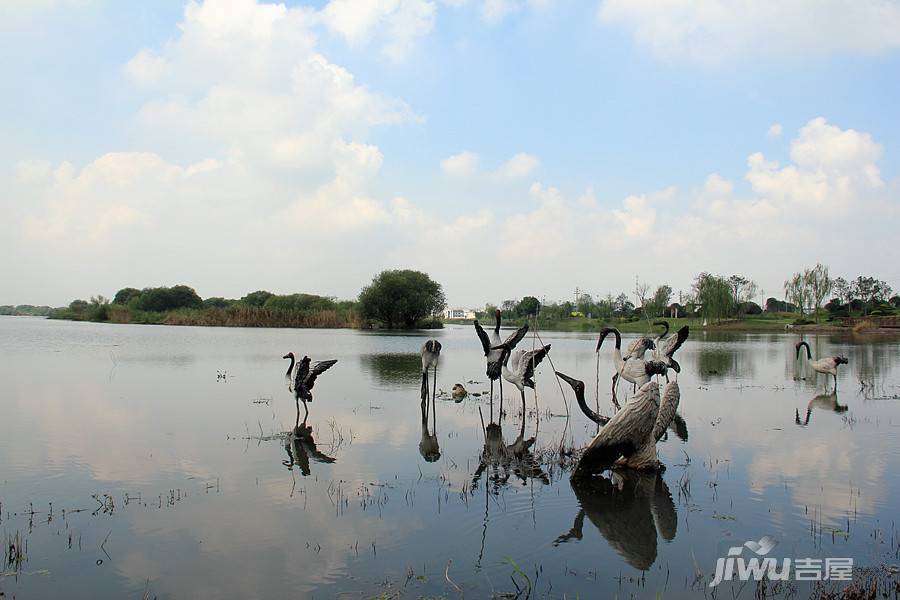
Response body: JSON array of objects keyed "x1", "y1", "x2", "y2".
[
  {"x1": 283, "y1": 352, "x2": 338, "y2": 421},
  {"x1": 795, "y1": 341, "x2": 848, "y2": 391}
]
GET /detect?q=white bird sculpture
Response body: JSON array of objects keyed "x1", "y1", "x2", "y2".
[
  {"x1": 597, "y1": 327, "x2": 669, "y2": 388},
  {"x1": 494, "y1": 343, "x2": 551, "y2": 417},
  {"x1": 795, "y1": 341, "x2": 847, "y2": 391},
  {"x1": 651, "y1": 320, "x2": 689, "y2": 380},
  {"x1": 282, "y1": 353, "x2": 338, "y2": 421},
  {"x1": 420, "y1": 339, "x2": 442, "y2": 401},
  {"x1": 475, "y1": 310, "x2": 528, "y2": 418}
]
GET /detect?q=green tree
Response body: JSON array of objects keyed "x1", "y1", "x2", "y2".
[
  {"x1": 358, "y1": 269, "x2": 446, "y2": 329},
  {"x1": 113, "y1": 287, "x2": 141, "y2": 305},
  {"x1": 831, "y1": 277, "x2": 849, "y2": 304},
  {"x1": 693, "y1": 272, "x2": 733, "y2": 322},
  {"x1": 133, "y1": 285, "x2": 202, "y2": 312},
  {"x1": 803, "y1": 264, "x2": 831, "y2": 323},
  {"x1": 69, "y1": 299, "x2": 89, "y2": 313},
  {"x1": 240, "y1": 290, "x2": 273, "y2": 307},
  {"x1": 784, "y1": 272, "x2": 809, "y2": 319},
  {"x1": 516, "y1": 296, "x2": 541, "y2": 318},
  {"x1": 648, "y1": 285, "x2": 672, "y2": 317}
]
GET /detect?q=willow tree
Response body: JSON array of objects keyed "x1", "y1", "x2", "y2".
[
  {"x1": 784, "y1": 273, "x2": 809, "y2": 319},
  {"x1": 693, "y1": 273, "x2": 733, "y2": 323},
  {"x1": 804, "y1": 264, "x2": 832, "y2": 323}
]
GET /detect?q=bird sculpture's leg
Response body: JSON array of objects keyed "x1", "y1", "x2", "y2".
[
  {"x1": 489, "y1": 379, "x2": 494, "y2": 423},
  {"x1": 520, "y1": 389, "x2": 526, "y2": 419},
  {"x1": 302, "y1": 399, "x2": 309, "y2": 423},
  {"x1": 433, "y1": 366, "x2": 438, "y2": 405},
  {"x1": 833, "y1": 372, "x2": 838, "y2": 391},
  {"x1": 499, "y1": 378, "x2": 504, "y2": 420}
]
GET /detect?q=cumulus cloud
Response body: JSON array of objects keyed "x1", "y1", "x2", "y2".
[
  {"x1": 494, "y1": 152, "x2": 539, "y2": 179},
  {"x1": 767, "y1": 123, "x2": 783, "y2": 138},
  {"x1": 441, "y1": 151, "x2": 480, "y2": 176},
  {"x1": 317, "y1": 0, "x2": 436, "y2": 61},
  {"x1": 443, "y1": 0, "x2": 554, "y2": 23},
  {"x1": 598, "y1": 0, "x2": 900, "y2": 64}
]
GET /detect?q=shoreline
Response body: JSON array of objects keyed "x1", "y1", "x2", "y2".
[{"x1": 20, "y1": 314, "x2": 900, "y2": 335}]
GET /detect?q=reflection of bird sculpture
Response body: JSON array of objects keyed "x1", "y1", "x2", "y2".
[
  {"x1": 795, "y1": 341, "x2": 848, "y2": 391},
  {"x1": 558, "y1": 372, "x2": 681, "y2": 473},
  {"x1": 597, "y1": 328, "x2": 668, "y2": 389},
  {"x1": 554, "y1": 470, "x2": 677, "y2": 571},
  {"x1": 795, "y1": 392, "x2": 848, "y2": 426},
  {"x1": 495, "y1": 344, "x2": 551, "y2": 417},
  {"x1": 651, "y1": 321, "x2": 689, "y2": 380},
  {"x1": 419, "y1": 389, "x2": 440, "y2": 462},
  {"x1": 283, "y1": 353, "x2": 338, "y2": 420},
  {"x1": 420, "y1": 339, "x2": 442, "y2": 401},
  {"x1": 283, "y1": 423, "x2": 336, "y2": 476},
  {"x1": 475, "y1": 311, "x2": 528, "y2": 418}
]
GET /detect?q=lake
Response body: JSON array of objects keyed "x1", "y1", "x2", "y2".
[{"x1": 1, "y1": 317, "x2": 899, "y2": 598}]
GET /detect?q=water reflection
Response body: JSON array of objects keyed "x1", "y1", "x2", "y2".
[
  {"x1": 696, "y1": 347, "x2": 737, "y2": 381},
  {"x1": 795, "y1": 392, "x2": 848, "y2": 427},
  {"x1": 282, "y1": 421, "x2": 337, "y2": 476},
  {"x1": 418, "y1": 392, "x2": 440, "y2": 462},
  {"x1": 555, "y1": 470, "x2": 677, "y2": 571},
  {"x1": 471, "y1": 418, "x2": 549, "y2": 492},
  {"x1": 358, "y1": 352, "x2": 421, "y2": 386}
]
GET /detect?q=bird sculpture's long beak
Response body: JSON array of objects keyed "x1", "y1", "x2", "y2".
[
  {"x1": 554, "y1": 371, "x2": 580, "y2": 389},
  {"x1": 282, "y1": 354, "x2": 291, "y2": 359}
]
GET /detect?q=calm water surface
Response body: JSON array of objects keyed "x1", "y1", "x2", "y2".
[{"x1": 1, "y1": 317, "x2": 899, "y2": 598}]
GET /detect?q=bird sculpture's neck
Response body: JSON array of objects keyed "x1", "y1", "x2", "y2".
[
  {"x1": 284, "y1": 354, "x2": 295, "y2": 379},
  {"x1": 574, "y1": 388, "x2": 608, "y2": 425}
]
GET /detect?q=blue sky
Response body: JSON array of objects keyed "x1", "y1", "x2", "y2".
[{"x1": 2, "y1": 0, "x2": 899, "y2": 307}]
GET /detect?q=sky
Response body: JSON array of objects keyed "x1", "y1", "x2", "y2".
[{"x1": 2, "y1": 0, "x2": 899, "y2": 308}]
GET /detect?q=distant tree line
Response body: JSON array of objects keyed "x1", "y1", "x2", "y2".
[
  {"x1": 0, "y1": 304, "x2": 53, "y2": 316},
  {"x1": 47, "y1": 269, "x2": 447, "y2": 330},
  {"x1": 478, "y1": 266, "x2": 898, "y2": 328}
]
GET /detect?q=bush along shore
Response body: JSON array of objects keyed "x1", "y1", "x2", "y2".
[{"x1": 43, "y1": 270, "x2": 447, "y2": 330}]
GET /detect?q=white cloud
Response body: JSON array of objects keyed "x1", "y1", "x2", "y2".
[
  {"x1": 494, "y1": 152, "x2": 539, "y2": 179},
  {"x1": 318, "y1": 0, "x2": 436, "y2": 61},
  {"x1": 767, "y1": 123, "x2": 783, "y2": 138},
  {"x1": 598, "y1": 0, "x2": 900, "y2": 64},
  {"x1": 744, "y1": 117, "x2": 884, "y2": 216},
  {"x1": 443, "y1": 0, "x2": 553, "y2": 23},
  {"x1": 481, "y1": 0, "x2": 518, "y2": 23},
  {"x1": 612, "y1": 193, "x2": 657, "y2": 238},
  {"x1": 441, "y1": 151, "x2": 480, "y2": 176},
  {"x1": 21, "y1": 152, "x2": 220, "y2": 244},
  {"x1": 125, "y1": 49, "x2": 170, "y2": 86}
]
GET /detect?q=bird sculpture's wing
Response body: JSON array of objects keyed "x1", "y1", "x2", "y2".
[
  {"x1": 294, "y1": 357, "x2": 311, "y2": 392},
  {"x1": 649, "y1": 474, "x2": 678, "y2": 542},
  {"x1": 652, "y1": 381, "x2": 680, "y2": 442},
  {"x1": 669, "y1": 413, "x2": 688, "y2": 441},
  {"x1": 659, "y1": 326, "x2": 689, "y2": 359},
  {"x1": 579, "y1": 382, "x2": 659, "y2": 470},
  {"x1": 502, "y1": 324, "x2": 529, "y2": 351},
  {"x1": 474, "y1": 320, "x2": 491, "y2": 356},
  {"x1": 625, "y1": 336, "x2": 648, "y2": 357},
  {"x1": 304, "y1": 359, "x2": 338, "y2": 389},
  {"x1": 521, "y1": 344, "x2": 551, "y2": 388}
]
